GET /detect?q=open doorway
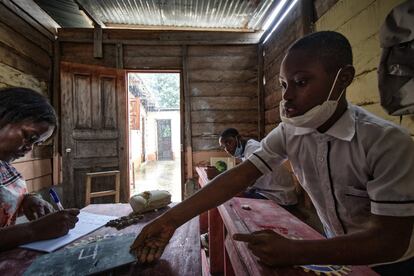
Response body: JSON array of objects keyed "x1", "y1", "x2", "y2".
[{"x1": 128, "y1": 72, "x2": 182, "y2": 202}]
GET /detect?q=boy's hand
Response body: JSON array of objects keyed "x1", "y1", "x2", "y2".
[
  {"x1": 22, "y1": 194, "x2": 54, "y2": 220},
  {"x1": 233, "y1": 229, "x2": 296, "y2": 266},
  {"x1": 29, "y1": 209, "x2": 80, "y2": 240},
  {"x1": 130, "y1": 217, "x2": 176, "y2": 263}
]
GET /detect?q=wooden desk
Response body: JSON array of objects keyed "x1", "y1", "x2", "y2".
[
  {"x1": 195, "y1": 166, "x2": 377, "y2": 276},
  {"x1": 0, "y1": 203, "x2": 201, "y2": 276}
]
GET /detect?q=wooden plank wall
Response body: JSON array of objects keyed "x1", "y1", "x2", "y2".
[
  {"x1": 262, "y1": 0, "x2": 339, "y2": 136},
  {"x1": 262, "y1": 6, "x2": 304, "y2": 135},
  {"x1": 314, "y1": 0, "x2": 341, "y2": 19},
  {"x1": 316, "y1": 0, "x2": 413, "y2": 138},
  {"x1": 58, "y1": 29, "x2": 258, "y2": 180},
  {"x1": 0, "y1": 2, "x2": 54, "y2": 192},
  {"x1": 188, "y1": 45, "x2": 258, "y2": 151}
]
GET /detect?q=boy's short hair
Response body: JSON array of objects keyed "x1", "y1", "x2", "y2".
[
  {"x1": 220, "y1": 128, "x2": 239, "y2": 139},
  {"x1": 288, "y1": 31, "x2": 353, "y2": 72}
]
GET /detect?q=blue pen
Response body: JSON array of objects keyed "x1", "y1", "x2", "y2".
[{"x1": 49, "y1": 188, "x2": 64, "y2": 211}]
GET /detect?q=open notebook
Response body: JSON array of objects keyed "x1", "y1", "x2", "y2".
[{"x1": 20, "y1": 211, "x2": 118, "y2": 252}]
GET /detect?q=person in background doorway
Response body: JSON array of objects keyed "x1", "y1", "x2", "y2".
[
  {"x1": 0, "y1": 87, "x2": 79, "y2": 251},
  {"x1": 215, "y1": 128, "x2": 297, "y2": 206}
]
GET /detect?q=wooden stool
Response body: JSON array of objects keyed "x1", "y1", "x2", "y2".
[{"x1": 85, "y1": 170, "x2": 120, "y2": 205}]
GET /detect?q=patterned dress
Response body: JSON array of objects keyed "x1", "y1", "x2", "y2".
[{"x1": 0, "y1": 161, "x2": 27, "y2": 227}]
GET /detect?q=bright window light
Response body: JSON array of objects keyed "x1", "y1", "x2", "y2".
[
  {"x1": 262, "y1": 0, "x2": 288, "y2": 31},
  {"x1": 263, "y1": 0, "x2": 299, "y2": 44}
]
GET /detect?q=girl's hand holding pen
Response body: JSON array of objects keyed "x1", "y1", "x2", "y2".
[{"x1": 29, "y1": 209, "x2": 80, "y2": 241}]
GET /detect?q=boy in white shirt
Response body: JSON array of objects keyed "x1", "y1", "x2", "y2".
[{"x1": 131, "y1": 31, "x2": 414, "y2": 275}]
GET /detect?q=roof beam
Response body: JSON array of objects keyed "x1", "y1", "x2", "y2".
[
  {"x1": 74, "y1": 0, "x2": 104, "y2": 28},
  {"x1": 58, "y1": 29, "x2": 263, "y2": 45},
  {"x1": 1, "y1": 0, "x2": 57, "y2": 40}
]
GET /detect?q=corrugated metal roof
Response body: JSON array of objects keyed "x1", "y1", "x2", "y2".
[
  {"x1": 75, "y1": 0, "x2": 276, "y2": 31},
  {"x1": 34, "y1": 0, "x2": 93, "y2": 28}
]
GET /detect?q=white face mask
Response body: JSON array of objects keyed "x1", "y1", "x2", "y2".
[
  {"x1": 233, "y1": 138, "x2": 243, "y2": 158},
  {"x1": 280, "y1": 68, "x2": 345, "y2": 129}
]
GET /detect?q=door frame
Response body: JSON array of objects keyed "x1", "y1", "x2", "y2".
[{"x1": 126, "y1": 70, "x2": 184, "y2": 199}]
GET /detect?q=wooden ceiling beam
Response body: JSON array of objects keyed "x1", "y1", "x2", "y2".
[
  {"x1": 1, "y1": 0, "x2": 57, "y2": 40},
  {"x1": 74, "y1": 0, "x2": 104, "y2": 28},
  {"x1": 58, "y1": 28, "x2": 263, "y2": 45}
]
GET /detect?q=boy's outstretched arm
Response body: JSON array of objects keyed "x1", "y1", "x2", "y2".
[
  {"x1": 130, "y1": 160, "x2": 263, "y2": 263},
  {"x1": 234, "y1": 214, "x2": 413, "y2": 266}
]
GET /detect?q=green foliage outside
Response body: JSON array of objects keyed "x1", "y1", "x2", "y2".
[{"x1": 137, "y1": 73, "x2": 180, "y2": 109}]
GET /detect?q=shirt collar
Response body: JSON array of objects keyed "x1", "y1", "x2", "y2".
[{"x1": 293, "y1": 105, "x2": 356, "y2": 141}]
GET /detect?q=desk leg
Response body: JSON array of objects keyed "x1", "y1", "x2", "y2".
[
  {"x1": 209, "y1": 208, "x2": 224, "y2": 274},
  {"x1": 200, "y1": 211, "x2": 208, "y2": 234},
  {"x1": 224, "y1": 249, "x2": 236, "y2": 276},
  {"x1": 224, "y1": 227, "x2": 236, "y2": 276}
]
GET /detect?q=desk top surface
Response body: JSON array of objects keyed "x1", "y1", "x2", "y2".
[
  {"x1": 0, "y1": 203, "x2": 201, "y2": 276},
  {"x1": 195, "y1": 166, "x2": 377, "y2": 275},
  {"x1": 219, "y1": 197, "x2": 377, "y2": 276}
]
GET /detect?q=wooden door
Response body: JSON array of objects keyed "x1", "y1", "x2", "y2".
[
  {"x1": 157, "y1": 119, "x2": 173, "y2": 160},
  {"x1": 60, "y1": 62, "x2": 128, "y2": 207}
]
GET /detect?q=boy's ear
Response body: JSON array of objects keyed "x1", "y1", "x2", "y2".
[{"x1": 339, "y1": 65, "x2": 355, "y2": 88}]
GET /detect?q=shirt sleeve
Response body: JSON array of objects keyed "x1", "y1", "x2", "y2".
[
  {"x1": 247, "y1": 124, "x2": 288, "y2": 175},
  {"x1": 0, "y1": 162, "x2": 27, "y2": 226},
  {"x1": 366, "y1": 126, "x2": 414, "y2": 216},
  {"x1": 243, "y1": 140, "x2": 256, "y2": 159}
]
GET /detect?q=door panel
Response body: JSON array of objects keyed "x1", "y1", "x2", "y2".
[{"x1": 61, "y1": 62, "x2": 128, "y2": 207}]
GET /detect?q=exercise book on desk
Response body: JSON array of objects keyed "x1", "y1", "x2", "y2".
[{"x1": 20, "y1": 211, "x2": 118, "y2": 252}]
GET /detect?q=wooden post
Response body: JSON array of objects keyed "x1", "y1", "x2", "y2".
[
  {"x1": 85, "y1": 174, "x2": 91, "y2": 206},
  {"x1": 116, "y1": 43, "x2": 123, "y2": 68},
  {"x1": 52, "y1": 40, "x2": 60, "y2": 186},
  {"x1": 301, "y1": 0, "x2": 315, "y2": 35},
  {"x1": 93, "y1": 25, "x2": 103, "y2": 58},
  {"x1": 182, "y1": 46, "x2": 193, "y2": 182},
  {"x1": 257, "y1": 44, "x2": 265, "y2": 140},
  {"x1": 115, "y1": 171, "x2": 120, "y2": 203}
]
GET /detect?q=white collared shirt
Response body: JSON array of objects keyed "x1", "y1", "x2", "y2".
[
  {"x1": 248, "y1": 104, "x2": 414, "y2": 262},
  {"x1": 242, "y1": 139, "x2": 297, "y2": 205}
]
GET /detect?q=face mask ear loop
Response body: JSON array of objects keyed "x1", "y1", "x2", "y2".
[
  {"x1": 336, "y1": 87, "x2": 346, "y2": 102},
  {"x1": 326, "y1": 68, "x2": 343, "y2": 101},
  {"x1": 234, "y1": 136, "x2": 239, "y2": 153}
]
